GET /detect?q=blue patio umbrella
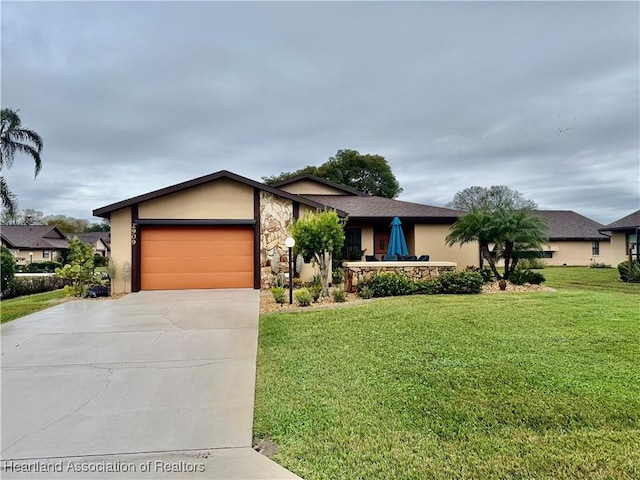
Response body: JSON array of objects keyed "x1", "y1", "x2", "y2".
[{"x1": 387, "y1": 217, "x2": 409, "y2": 256}]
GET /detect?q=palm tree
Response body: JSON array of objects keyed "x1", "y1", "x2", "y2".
[
  {"x1": 1, "y1": 108, "x2": 43, "y2": 214},
  {"x1": 446, "y1": 207, "x2": 548, "y2": 280}
]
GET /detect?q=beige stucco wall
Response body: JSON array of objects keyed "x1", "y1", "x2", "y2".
[
  {"x1": 109, "y1": 207, "x2": 132, "y2": 294},
  {"x1": 360, "y1": 226, "x2": 374, "y2": 258},
  {"x1": 3, "y1": 247, "x2": 58, "y2": 265},
  {"x1": 414, "y1": 224, "x2": 479, "y2": 268},
  {"x1": 278, "y1": 180, "x2": 346, "y2": 195},
  {"x1": 138, "y1": 178, "x2": 253, "y2": 219},
  {"x1": 542, "y1": 240, "x2": 613, "y2": 266},
  {"x1": 609, "y1": 233, "x2": 633, "y2": 265}
]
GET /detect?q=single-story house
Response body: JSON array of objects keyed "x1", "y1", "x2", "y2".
[
  {"x1": 599, "y1": 209, "x2": 640, "y2": 264},
  {"x1": 70, "y1": 232, "x2": 111, "y2": 257},
  {"x1": 534, "y1": 210, "x2": 613, "y2": 266},
  {"x1": 0, "y1": 225, "x2": 69, "y2": 264},
  {"x1": 93, "y1": 171, "x2": 477, "y2": 293}
]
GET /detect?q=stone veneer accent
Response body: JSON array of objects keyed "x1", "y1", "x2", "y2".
[
  {"x1": 343, "y1": 261, "x2": 457, "y2": 293},
  {"x1": 260, "y1": 191, "x2": 294, "y2": 289}
]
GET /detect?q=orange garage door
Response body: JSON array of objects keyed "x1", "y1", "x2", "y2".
[{"x1": 141, "y1": 226, "x2": 254, "y2": 290}]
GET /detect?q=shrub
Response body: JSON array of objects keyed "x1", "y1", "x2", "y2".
[
  {"x1": 331, "y1": 288, "x2": 346, "y2": 302},
  {"x1": 93, "y1": 254, "x2": 108, "y2": 268},
  {"x1": 413, "y1": 279, "x2": 439, "y2": 295},
  {"x1": 295, "y1": 288, "x2": 313, "y2": 307},
  {"x1": 360, "y1": 271, "x2": 415, "y2": 298},
  {"x1": 358, "y1": 285, "x2": 373, "y2": 299},
  {"x1": 2, "y1": 275, "x2": 67, "y2": 299},
  {"x1": 436, "y1": 270, "x2": 484, "y2": 294},
  {"x1": 272, "y1": 272, "x2": 286, "y2": 288},
  {"x1": 19, "y1": 261, "x2": 62, "y2": 273},
  {"x1": 518, "y1": 258, "x2": 546, "y2": 270},
  {"x1": 1, "y1": 246, "x2": 17, "y2": 294},
  {"x1": 271, "y1": 286, "x2": 287, "y2": 304},
  {"x1": 465, "y1": 265, "x2": 494, "y2": 283},
  {"x1": 589, "y1": 261, "x2": 612, "y2": 269},
  {"x1": 618, "y1": 260, "x2": 640, "y2": 283},
  {"x1": 510, "y1": 268, "x2": 545, "y2": 285},
  {"x1": 332, "y1": 267, "x2": 344, "y2": 284}
]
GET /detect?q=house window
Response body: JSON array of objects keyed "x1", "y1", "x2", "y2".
[
  {"x1": 591, "y1": 241, "x2": 600, "y2": 256},
  {"x1": 43, "y1": 250, "x2": 50, "y2": 258},
  {"x1": 542, "y1": 251, "x2": 553, "y2": 259},
  {"x1": 343, "y1": 228, "x2": 362, "y2": 260},
  {"x1": 626, "y1": 233, "x2": 638, "y2": 255}
]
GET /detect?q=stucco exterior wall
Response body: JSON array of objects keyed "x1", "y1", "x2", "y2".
[
  {"x1": 2, "y1": 247, "x2": 59, "y2": 265},
  {"x1": 543, "y1": 240, "x2": 613, "y2": 266},
  {"x1": 608, "y1": 233, "x2": 633, "y2": 265},
  {"x1": 110, "y1": 207, "x2": 132, "y2": 294},
  {"x1": 278, "y1": 180, "x2": 346, "y2": 195},
  {"x1": 414, "y1": 224, "x2": 479, "y2": 268},
  {"x1": 360, "y1": 226, "x2": 374, "y2": 258},
  {"x1": 138, "y1": 178, "x2": 254, "y2": 219},
  {"x1": 259, "y1": 191, "x2": 294, "y2": 289}
]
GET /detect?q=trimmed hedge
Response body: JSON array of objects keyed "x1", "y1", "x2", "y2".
[
  {"x1": 18, "y1": 261, "x2": 63, "y2": 273},
  {"x1": 358, "y1": 270, "x2": 484, "y2": 298},
  {"x1": 2, "y1": 275, "x2": 67, "y2": 299}
]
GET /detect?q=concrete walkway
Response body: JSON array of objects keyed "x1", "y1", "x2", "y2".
[{"x1": 1, "y1": 290, "x2": 301, "y2": 479}]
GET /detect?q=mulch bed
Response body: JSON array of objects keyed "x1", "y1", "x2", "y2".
[{"x1": 259, "y1": 282, "x2": 555, "y2": 314}]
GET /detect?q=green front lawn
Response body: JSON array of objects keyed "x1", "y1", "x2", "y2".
[
  {"x1": 1, "y1": 290, "x2": 68, "y2": 324},
  {"x1": 254, "y1": 268, "x2": 640, "y2": 479}
]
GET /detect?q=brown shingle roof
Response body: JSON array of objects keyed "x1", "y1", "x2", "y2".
[
  {"x1": 600, "y1": 210, "x2": 640, "y2": 232},
  {"x1": 534, "y1": 211, "x2": 608, "y2": 240},
  {"x1": 69, "y1": 232, "x2": 111, "y2": 249},
  {"x1": 301, "y1": 195, "x2": 463, "y2": 221},
  {"x1": 0, "y1": 225, "x2": 69, "y2": 249}
]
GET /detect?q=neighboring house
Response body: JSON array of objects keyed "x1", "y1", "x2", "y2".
[
  {"x1": 0, "y1": 225, "x2": 69, "y2": 264},
  {"x1": 534, "y1": 210, "x2": 613, "y2": 266},
  {"x1": 93, "y1": 170, "x2": 477, "y2": 293},
  {"x1": 70, "y1": 232, "x2": 111, "y2": 257},
  {"x1": 599, "y1": 210, "x2": 640, "y2": 265}
]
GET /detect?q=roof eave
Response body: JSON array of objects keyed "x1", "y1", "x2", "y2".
[{"x1": 93, "y1": 170, "x2": 346, "y2": 218}]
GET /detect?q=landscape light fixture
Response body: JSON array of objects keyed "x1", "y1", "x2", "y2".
[{"x1": 285, "y1": 237, "x2": 296, "y2": 304}]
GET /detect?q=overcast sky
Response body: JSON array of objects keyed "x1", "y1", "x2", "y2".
[{"x1": 2, "y1": 1, "x2": 638, "y2": 225}]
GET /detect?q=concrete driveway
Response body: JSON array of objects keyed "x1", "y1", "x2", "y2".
[{"x1": 1, "y1": 290, "x2": 301, "y2": 479}]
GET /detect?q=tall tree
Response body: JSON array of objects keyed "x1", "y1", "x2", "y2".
[
  {"x1": 446, "y1": 185, "x2": 537, "y2": 212},
  {"x1": 263, "y1": 149, "x2": 403, "y2": 198},
  {"x1": 445, "y1": 186, "x2": 548, "y2": 280},
  {"x1": 0, "y1": 109, "x2": 43, "y2": 214}
]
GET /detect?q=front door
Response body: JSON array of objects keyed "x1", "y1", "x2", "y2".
[{"x1": 374, "y1": 230, "x2": 390, "y2": 256}]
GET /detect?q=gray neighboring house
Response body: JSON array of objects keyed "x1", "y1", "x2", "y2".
[
  {"x1": 599, "y1": 210, "x2": 640, "y2": 264},
  {"x1": 69, "y1": 232, "x2": 111, "y2": 257},
  {"x1": 0, "y1": 225, "x2": 69, "y2": 264}
]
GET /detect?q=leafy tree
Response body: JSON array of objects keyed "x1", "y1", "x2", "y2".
[
  {"x1": 289, "y1": 210, "x2": 345, "y2": 297},
  {"x1": 1, "y1": 208, "x2": 45, "y2": 225},
  {"x1": 446, "y1": 185, "x2": 536, "y2": 212},
  {"x1": 445, "y1": 187, "x2": 548, "y2": 280},
  {"x1": 86, "y1": 219, "x2": 110, "y2": 232},
  {"x1": 1, "y1": 246, "x2": 16, "y2": 293},
  {"x1": 0, "y1": 109, "x2": 43, "y2": 214},
  {"x1": 263, "y1": 149, "x2": 403, "y2": 198},
  {"x1": 44, "y1": 215, "x2": 90, "y2": 233},
  {"x1": 55, "y1": 237, "x2": 97, "y2": 297}
]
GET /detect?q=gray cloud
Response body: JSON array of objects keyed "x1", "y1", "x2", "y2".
[{"x1": 2, "y1": 1, "x2": 638, "y2": 225}]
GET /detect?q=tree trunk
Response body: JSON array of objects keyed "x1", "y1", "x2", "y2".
[
  {"x1": 314, "y1": 251, "x2": 331, "y2": 298},
  {"x1": 480, "y1": 244, "x2": 502, "y2": 280},
  {"x1": 503, "y1": 240, "x2": 514, "y2": 280}
]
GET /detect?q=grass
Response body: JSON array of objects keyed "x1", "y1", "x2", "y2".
[
  {"x1": 254, "y1": 267, "x2": 640, "y2": 479},
  {"x1": 1, "y1": 290, "x2": 68, "y2": 324}
]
